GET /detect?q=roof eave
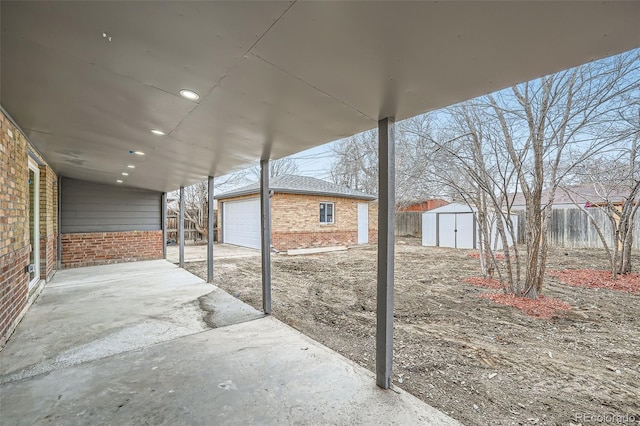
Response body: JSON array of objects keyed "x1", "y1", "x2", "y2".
[{"x1": 216, "y1": 188, "x2": 376, "y2": 201}]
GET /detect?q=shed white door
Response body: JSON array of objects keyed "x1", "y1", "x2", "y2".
[
  {"x1": 436, "y1": 213, "x2": 476, "y2": 249},
  {"x1": 223, "y1": 198, "x2": 261, "y2": 249},
  {"x1": 456, "y1": 213, "x2": 476, "y2": 249},
  {"x1": 357, "y1": 203, "x2": 368, "y2": 244},
  {"x1": 438, "y1": 214, "x2": 457, "y2": 248}
]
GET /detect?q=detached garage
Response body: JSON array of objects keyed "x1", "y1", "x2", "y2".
[
  {"x1": 422, "y1": 203, "x2": 517, "y2": 250},
  {"x1": 216, "y1": 175, "x2": 377, "y2": 251}
]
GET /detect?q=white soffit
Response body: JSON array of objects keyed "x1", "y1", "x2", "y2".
[{"x1": 1, "y1": 1, "x2": 639, "y2": 192}]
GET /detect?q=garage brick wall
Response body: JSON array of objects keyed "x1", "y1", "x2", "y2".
[
  {"x1": 368, "y1": 202, "x2": 379, "y2": 244},
  {"x1": 1, "y1": 109, "x2": 58, "y2": 347},
  {"x1": 218, "y1": 192, "x2": 378, "y2": 251}
]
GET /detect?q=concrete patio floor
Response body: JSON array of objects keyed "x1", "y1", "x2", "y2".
[{"x1": 0, "y1": 260, "x2": 458, "y2": 425}]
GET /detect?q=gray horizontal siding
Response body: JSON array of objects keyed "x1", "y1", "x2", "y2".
[
  {"x1": 66, "y1": 201, "x2": 161, "y2": 209},
  {"x1": 62, "y1": 211, "x2": 158, "y2": 220},
  {"x1": 61, "y1": 177, "x2": 162, "y2": 233}
]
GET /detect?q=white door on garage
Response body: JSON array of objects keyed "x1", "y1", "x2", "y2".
[
  {"x1": 222, "y1": 198, "x2": 261, "y2": 249},
  {"x1": 357, "y1": 203, "x2": 368, "y2": 244}
]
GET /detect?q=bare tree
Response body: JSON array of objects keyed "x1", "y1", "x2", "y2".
[
  {"x1": 327, "y1": 50, "x2": 639, "y2": 299},
  {"x1": 396, "y1": 115, "x2": 453, "y2": 203},
  {"x1": 562, "y1": 108, "x2": 640, "y2": 277},
  {"x1": 475, "y1": 50, "x2": 639, "y2": 298},
  {"x1": 329, "y1": 120, "x2": 449, "y2": 202},
  {"x1": 426, "y1": 103, "x2": 521, "y2": 290},
  {"x1": 416, "y1": 49, "x2": 639, "y2": 298},
  {"x1": 329, "y1": 130, "x2": 378, "y2": 195},
  {"x1": 247, "y1": 157, "x2": 299, "y2": 180}
]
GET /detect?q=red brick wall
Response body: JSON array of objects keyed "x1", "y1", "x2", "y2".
[
  {"x1": 41, "y1": 235, "x2": 57, "y2": 280},
  {"x1": 1, "y1": 108, "x2": 58, "y2": 347},
  {"x1": 38, "y1": 165, "x2": 58, "y2": 281},
  {"x1": 61, "y1": 230, "x2": 163, "y2": 268},
  {"x1": 272, "y1": 230, "x2": 358, "y2": 250},
  {"x1": 0, "y1": 247, "x2": 30, "y2": 346}
]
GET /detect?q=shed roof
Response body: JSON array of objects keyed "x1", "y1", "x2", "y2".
[
  {"x1": 216, "y1": 175, "x2": 376, "y2": 201},
  {"x1": 423, "y1": 203, "x2": 475, "y2": 214}
]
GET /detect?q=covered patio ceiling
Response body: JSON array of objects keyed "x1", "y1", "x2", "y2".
[{"x1": 1, "y1": 1, "x2": 639, "y2": 192}]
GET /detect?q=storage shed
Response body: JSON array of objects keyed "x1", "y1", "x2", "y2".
[{"x1": 422, "y1": 203, "x2": 517, "y2": 249}]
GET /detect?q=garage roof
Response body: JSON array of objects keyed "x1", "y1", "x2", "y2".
[
  {"x1": 2, "y1": 2, "x2": 639, "y2": 192},
  {"x1": 216, "y1": 175, "x2": 376, "y2": 201}
]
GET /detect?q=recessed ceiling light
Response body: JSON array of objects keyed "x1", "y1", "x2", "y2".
[
  {"x1": 127, "y1": 165, "x2": 135, "y2": 169},
  {"x1": 116, "y1": 179, "x2": 123, "y2": 183},
  {"x1": 150, "y1": 129, "x2": 165, "y2": 136},
  {"x1": 122, "y1": 172, "x2": 129, "y2": 176},
  {"x1": 180, "y1": 89, "x2": 200, "y2": 101}
]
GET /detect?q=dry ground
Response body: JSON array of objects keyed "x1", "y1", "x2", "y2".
[{"x1": 185, "y1": 238, "x2": 640, "y2": 425}]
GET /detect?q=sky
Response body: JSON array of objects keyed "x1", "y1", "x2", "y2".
[{"x1": 284, "y1": 143, "x2": 336, "y2": 180}]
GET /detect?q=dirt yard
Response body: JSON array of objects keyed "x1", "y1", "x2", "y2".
[{"x1": 185, "y1": 238, "x2": 640, "y2": 425}]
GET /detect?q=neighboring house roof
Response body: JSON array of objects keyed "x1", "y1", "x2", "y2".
[
  {"x1": 511, "y1": 184, "x2": 629, "y2": 207},
  {"x1": 397, "y1": 199, "x2": 449, "y2": 212},
  {"x1": 424, "y1": 202, "x2": 518, "y2": 217},
  {"x1": 215, "y1": 174, "x2": 377, "y2": 201}
]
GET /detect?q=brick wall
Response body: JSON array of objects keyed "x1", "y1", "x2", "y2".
[
  {"x1": 218, "y1": 192, "x2": 378, "y2": 251},
  {"x1": 61, "y1": 230, "x2": 163, "y2": 268},
  {"x1": 369, "y1": 201, "x2": 379, "y2": 244},
  {"x1": 38, "y1": 165, "x2": 58, "y2": 281},
  {"x1": 1, "y1": 108, "x2": 58, "y2": 347},
  {"x1": 272, "y1": 230, "x2": 359, "y2": 250},
  {"x1": 272, "y1": 193, "x2": 365, "y2": 250}
]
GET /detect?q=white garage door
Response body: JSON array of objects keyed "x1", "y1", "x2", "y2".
[{"x1": 223, "y1": 198, "x2": 261, "y2": 250}]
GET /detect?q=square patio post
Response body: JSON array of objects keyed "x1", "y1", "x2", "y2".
[
  {"x1": 260, "y1": 159, "x2": 272, "y2": 314},
  {"x1": 376, "y1": 117, "x2": 395, "y2": 389},
  {"x1": 179, "y1": 185, "x2": 185, "y2": 268},
  {"x1": 207, "y1": 176, "x2": 214, "y2": 283},
  {"x1": 57, "y1": 175, "x2": 62, "y2": 270},
  {"x1": 162, "y1": 192, "x2": 167, "y2": 259}
]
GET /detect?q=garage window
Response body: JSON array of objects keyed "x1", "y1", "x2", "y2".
[{"x1": 319, "y1": 202, "x2": 334, "y2": 223}]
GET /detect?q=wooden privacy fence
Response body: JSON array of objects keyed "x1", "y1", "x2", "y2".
[
  {"x1": 516, "y1": 208, "x2": 640, "y2": 250},
  {"x1": 395, "y1": 212, "x2": 422, "y2": 237},
  {"x1": 167, "y1": 211, "x2": 218, "y2": 243}
]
